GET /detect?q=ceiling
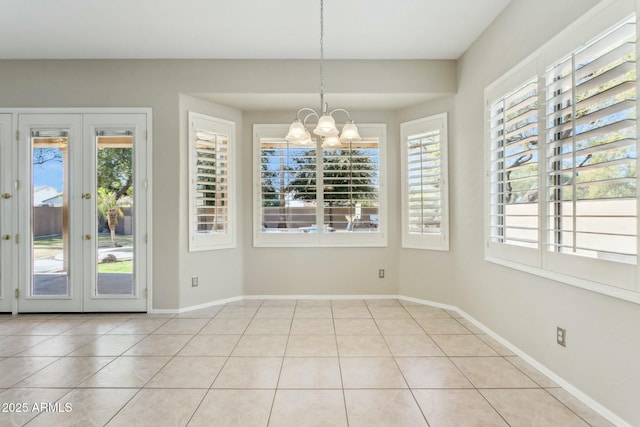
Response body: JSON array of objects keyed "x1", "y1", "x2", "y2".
[
  {"x1": 0, "y1": 0, "x2": 510, "y2": 60},
  {"x1": 1, "y1": 0, "x2": 510, "y2": 111}
]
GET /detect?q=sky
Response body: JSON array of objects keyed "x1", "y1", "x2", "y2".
[{"x1": 33, "y1": 156, "x2": 64, "y2": 192}]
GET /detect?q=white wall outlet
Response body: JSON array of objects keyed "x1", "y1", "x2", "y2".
[
  {"x1": 557, "y1": 326, "x2": 566, "y2": 347},
  {"x1": 378, "y1": 269, "x2": 385, "y2": 279},
  {"x1": 191, "y1": 276, "x2": 198, "y2": 287}
]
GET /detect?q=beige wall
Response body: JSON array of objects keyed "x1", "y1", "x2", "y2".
[
  {"x1": 397, "y1": 96, "x2": 456, "y2": 305},
  {"x1": 436, "y1": 0, "x2": 639, "y2": 424},
  {"x1": 178, "y1": 94, "x2": 244, "y2": 307},
  {"x1": 0, "y1": 59, "x2": 454, "y2": 309},
  {"x1": 242, "y1": 110, "x2": 401, "y2": 296}
]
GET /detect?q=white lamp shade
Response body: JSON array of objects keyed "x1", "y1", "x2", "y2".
[
  {"x1": 285, "y1": 120, "x2": 307, "y2": 141},
  {"x1": 297, "y1": 130, "x2": 313, "y2": 145},
  {"x1": 322, "y1": 135, "x2": 341, "y2": 148},
  {"x1": 340, "y1": 121, "x2": 361, "y2": 141},
  {"x1": 313, "y1": 114, "x2": 339, "y2": 137}
]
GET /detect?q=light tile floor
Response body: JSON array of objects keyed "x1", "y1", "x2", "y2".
[{"x1": 0, "y1": 299, "x2": 615, "y2": 426}]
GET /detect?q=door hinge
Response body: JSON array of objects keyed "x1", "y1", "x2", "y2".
[
  {"x1": 145, "y1": 130, "x2": 148, "y2": 141},
  {"x1": 145, "y1": 288, "x2": 148, "y2": 297},
  {"x1": 145, "y1": 233, "x2": 148, "y2": 243},
  {"x1": 14, "y1": 180, "x2": 20, "y2": 190},
  {"x1": 144, "y1": 180, "x2": 148, "y2": 189},
  {"x1": 15, "y1": 130, "x2": 19, "y2": 141},
  {"x1": 14, "y1": 234, "x2": 19, "y2": 244},
  {"x1": 15, "y1": 289, "x2": 19, "y2": 298}
]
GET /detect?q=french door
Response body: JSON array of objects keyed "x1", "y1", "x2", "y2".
[
  {"x1": 17, "y1": 113, "x2": 149, "y2": 312},
  {"x1": 0, "y1": 114, "x2": 13, "y2": 312}
]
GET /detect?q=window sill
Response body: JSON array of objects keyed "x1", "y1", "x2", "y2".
[{"x1": 253, "y1": 233, "x2": 387, "y2": 248}]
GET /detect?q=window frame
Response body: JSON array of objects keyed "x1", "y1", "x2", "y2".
[
  {"x1": 400, "y1": 113, "x2": 450, "y2": 251},
  {"x1": 188, "y1": 111, "x2": 236, "y2": 251},
  {"x1": 484, "y1": 0, "x2": 640, "y2": 304},
  {"x1": 485, "y1": 60, "x2": 542, "y2": 268},
  {"x1": 253, "y1": 123, "x2": 387, "y2": 248}
]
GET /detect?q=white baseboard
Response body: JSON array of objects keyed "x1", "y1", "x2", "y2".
[
  {"x1": 397, "y1": 295, "x2": 458, "y2": 312},
  {"x1": 148, "y1": 295, "x2": 242, "y2": 314},
  {"x1": 244, "y1": 294, "x2": 404, "y2": 300}
]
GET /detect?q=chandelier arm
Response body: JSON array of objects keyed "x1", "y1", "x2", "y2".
[
  {"x1": 328, "y1": 108, "x2": 354, "y2": 122},
  {"x1": 301, "y1": 111, "x2": 320, "y2": 125},
  {"x1": 296, "y1": 107, "x2": 319, "y2": 120}
]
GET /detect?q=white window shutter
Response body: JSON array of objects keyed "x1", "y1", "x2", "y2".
[
  {"x1": 489, "y1": 78, "x2": 540, "y2": 251},
  {"x1": 188, "y1": 112, "x2": 235, "y2": 251},
  {"x1": 254, "y1": 124, "x2": 387, "y2": 247},
  {"x1": 401, "y1": 113, "x2": 449, "y2": 250}
]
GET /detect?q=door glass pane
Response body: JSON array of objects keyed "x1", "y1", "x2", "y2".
[
  {"x1": 31, "y1": 131, "x2": 69, "y2": 296},
  {"x1": 96, "y1": 131, "x2": 134, "y2": 295}
]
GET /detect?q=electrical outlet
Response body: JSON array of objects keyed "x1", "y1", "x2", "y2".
[
  {"x1": 378, "y1": 269, "x2": 385, "y2": 279},
  {"x1": 557, "y1": 326, "x2": 566, "y2": 347},
  {"x1": 191, "y1": 276, "x2": 198, "y2": 287}
]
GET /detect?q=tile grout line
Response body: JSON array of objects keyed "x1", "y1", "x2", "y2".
[
  {"x1": 331, "y1": 299, "x2": 351, "y2": 427},
  {"x1": 265, "y1": 298, "x2": 296, "y2": 427},
  {"x1": 373, "y1": 300, "x2": 432, "y2": 426}
]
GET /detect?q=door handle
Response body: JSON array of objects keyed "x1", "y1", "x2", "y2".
[
  {"x1": 82, "y1": 193, "x2": 92, "y2": 199},
  {"x1": 2, "y1": 235, "x2": 10, "y2": 240},
  {"x1": 84, "y1": 234, "x2": 91, "y2": 240},
  {"x1": 1, "y1": 193, "x2": 10, "y2": 199}
]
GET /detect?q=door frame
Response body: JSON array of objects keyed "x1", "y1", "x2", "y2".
[
  {"x1": 83, "y1": 113, "x2": 149, "y2": 312},
  {"x1": 18, "y1": 114, "x2": 84, "y2": 312},
  {"x1": 0, "y1": 114, "x2": 15, "y2": 313},
  {"x1": 0, "y1": 108, "x2": 153, "y2": 313}
]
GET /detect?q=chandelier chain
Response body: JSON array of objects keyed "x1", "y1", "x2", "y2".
[
  {"x1": 319, "y1": 0, "x2": 325, "y2": 109},
  {"x1": 285, "y1": 0, "x2": 361, "y2": 145}
]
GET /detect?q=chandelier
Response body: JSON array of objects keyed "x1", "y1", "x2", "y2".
[{"x1": 285, "y1": 0, "x2": 361, "y2": 147}]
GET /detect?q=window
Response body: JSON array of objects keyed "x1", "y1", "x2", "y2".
[
  {"x1": 545, "y1": 17, "x2": 636, "y2": 265},
  {"x1": 254, "y1": 124, "x2": 386, "y2": 247},
  {"x1": 401, "y1": 114, "x2": 449, "y2": 250},
  {"x1": 188, "y1": 112, "x2": 235, "y2": 251},
  {"x1": 485, "y1": 3, "x2": 639, "y2": 301}
]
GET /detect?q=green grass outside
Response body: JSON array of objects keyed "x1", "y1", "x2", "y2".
[
  {"x1": 34, "y1": 234, "x2": 134, "y2": 273},
  {"x1": 98, "y1": 259, "x2": 133, "y2": 273}
]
